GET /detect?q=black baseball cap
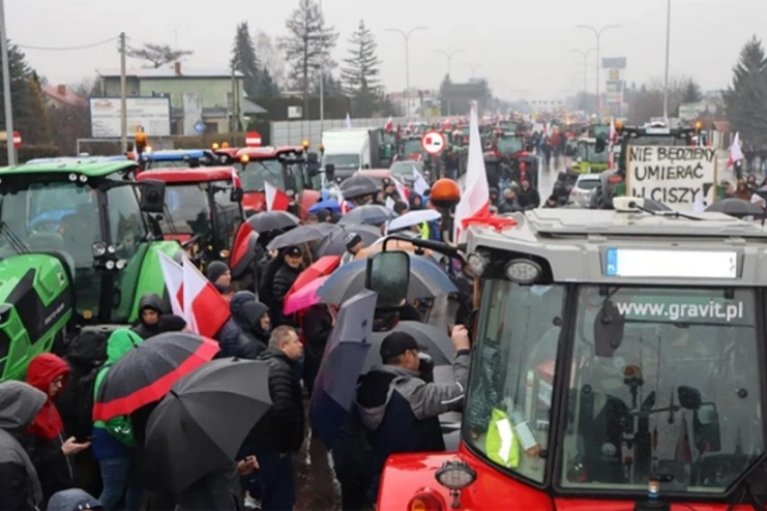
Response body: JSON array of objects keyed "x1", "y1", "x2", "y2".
[
  {"x1": 284, "y1": 246, "x2": 302, "y2": 257},
  {"x1": 380, "y1": 331, "x2": 424, "y2": 360}
]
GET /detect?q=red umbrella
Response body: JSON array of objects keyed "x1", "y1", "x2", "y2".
[{"x1": 286, "y1": 255, "x2": 341, "y2": 300}]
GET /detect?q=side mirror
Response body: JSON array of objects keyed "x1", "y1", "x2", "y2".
[
  {"x1": 365, "y1": 251, "x2": 410, "y2": 309},
  {"x1": 593, "y1": 300, "x2": 625, "y2": 357},
  {"x1": 693, "y1": 403, "x2": 721, "y2": 452},
  {"x1": 230, "y1": 188, "x2": 243, "y2": 202},
  {"x1": 139, "y1": 179, "x2": 166, "y2": 213},
  {"x1": 325, "y1": 163, "x2": 336, "y2": 182},
  {"x1": 678, "y1": 386, "x2": 702, "y2": 410}
]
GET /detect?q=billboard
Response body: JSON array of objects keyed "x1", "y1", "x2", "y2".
[
  {"x1": 602, "y1": 57, "x2": 627, "y2": 69},
  {"x1": 89, "y1": 97, "x2": 171, "y2": 138}
]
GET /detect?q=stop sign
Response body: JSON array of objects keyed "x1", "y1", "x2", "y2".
[
  {"x1": 12, "y1": 131, "x2": 20, "y2": 149},
  {"x1": 245, "y1": 131, "x2": 262, "y2": 147}
]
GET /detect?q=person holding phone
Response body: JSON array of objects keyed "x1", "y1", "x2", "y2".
[{"x1": 24, "y1": 353, "x2": 91, "y2": 506}]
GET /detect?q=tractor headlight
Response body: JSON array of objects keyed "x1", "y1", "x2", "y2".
[
  {"x1": 435, "y1": 460, "x2": 476, "y2": 491},
  {"x1": 505, "y1": 258, "x2": 542, "y2": 284},
  {"x1": 91, "y1": 242, "x2": 108, "y2": 258}
]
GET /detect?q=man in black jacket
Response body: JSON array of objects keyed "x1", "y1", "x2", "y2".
[
  {"x1": 245, "y1": 326, "x2": 304, "y2": 510},
  {"x1": 269, "y1": 246, "x2": 305, "y2": 327}
]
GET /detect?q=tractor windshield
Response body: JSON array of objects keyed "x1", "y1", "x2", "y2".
[
  {"x1": 241, "y1": 160, "x2": 285, "y2": 191},
  {"x1": 161, "y1": 184, "x2": 212, "y2": 239},
  {"x1": 498, "y1": 136, "x2": 524, "y2": 155},
  {"x1": 578, "y1": 141, "x2": 609, "y2": 164},
  {"x1": 464, "y1": 280, "x2": 764, "y2": 496},
  {"x1": 563, "y1": 286, "x2": 763, "y2": 494},
  {"x1": 402, "y1": 139, "x2": 422, "y2": 156},
  {"x1": 464, "y1": 281, "x2": 565, "y2": 484}
]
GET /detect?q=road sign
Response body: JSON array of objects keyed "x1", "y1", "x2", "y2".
[
  {"x1": 193, "y1": 120, "x2": 205, "y2": 134},
  {"x1": 421, "y1": 130, "x2": 445, "y2": 155},
  {"x1": 245, "y1": 131, "x2": 262, "y2": 147}
]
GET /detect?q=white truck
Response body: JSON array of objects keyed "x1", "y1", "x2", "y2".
[{"x1": 321, "y1": 128, "x2": 387, "y2": 182}]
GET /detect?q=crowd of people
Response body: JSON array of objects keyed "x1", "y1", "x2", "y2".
[{"x1": 0, "y1": 175, "x2": 475, "y2": 511}]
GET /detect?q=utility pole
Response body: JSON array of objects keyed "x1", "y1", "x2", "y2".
[
  {"x1": 436, "y1": 49, "x2": 465, "y2": 79},
  {"x1": 662, "y1": 0, "x2": 672, "y2": 124},
  {"x1": 571, "y1": 48, "x2": 595, "y2": 103},
  {"x1": 385, "y1": 26, "x2": 427, "y2": 118},
  {"x1": 577, "y1": 24, "x2": 619, "y2": 117},
  {"x1": 319, "y1": 0, "x2": 324, "y2": 139},
  {"x1": 119, "y1": 32, "x2": 127, "y2": 153},
  {"x1": 0, "y1": 0, "x2": 14, "y2": 165}
]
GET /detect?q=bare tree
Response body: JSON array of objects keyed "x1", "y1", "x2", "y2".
[{"x1": 126, "y1": 43, "x2": 193, "y2": 69}]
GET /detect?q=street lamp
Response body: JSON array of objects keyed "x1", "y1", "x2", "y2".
[
  {"x1": 570, "y1": 48, "x2": 595, "y2": 99},
  {"x1": 385, "y1": 26, "x2": 428, "y2": 118},
  {"x1": 576, "y1": 24, "x2": 620, "y2": 117},
  {"x1": 663, "y1": 0, "x2": 671, "y2": 124},
  {"x1": 436, "y1": 49, "x2": 465, "y2": 78},
  {"x1": 0, "y1": 0, "x2": 15, "y2": 165}
]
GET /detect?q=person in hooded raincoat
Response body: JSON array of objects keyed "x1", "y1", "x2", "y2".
[
  {"x1": 91, "y1": 329, "x2": 145, "y2": 511},
  {"x1": 216, "y1": 291, "x2": 271, "y2": 359},
  {"x1": 24, "y1": 353, "x2": 91, "y2": 504},
  {"x1": 0, "y1": 381, "x2": 47, "y2": 511},
  {"x1": 131, "y1": 294, "x2": 187, "y2": 340}
]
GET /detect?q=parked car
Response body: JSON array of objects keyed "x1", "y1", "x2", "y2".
[{"x1": 568, "y1": 173, "x2": 601, "y2": 207}]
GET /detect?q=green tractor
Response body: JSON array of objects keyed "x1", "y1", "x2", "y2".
[{"x1": 0, "y1": 160, "x2": 181, "y2": 380}]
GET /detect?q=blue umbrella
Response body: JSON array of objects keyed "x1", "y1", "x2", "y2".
[
  {"x1": 310, "y1": 289, "x2": 377, "y2": 448},
  {"x1": 309, "y1": 199, "x2": 341, "y2": 213},
  {"x1": 318, "y1": 254, "x2": 458, "y2": 305}
]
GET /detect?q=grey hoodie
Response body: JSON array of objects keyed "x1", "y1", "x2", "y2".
[{"x1": 0, "y1": 381, "x2": 47, "y2": 510}]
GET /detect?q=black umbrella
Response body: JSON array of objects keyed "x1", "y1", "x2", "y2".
[
  {"x1": 363, "y1": 321, "x2": 455, "y2": 371},
  {"x1": 318, "y1": 255, "x2": 457, "y2": 304},
  {"x1": 266, "y1": 224, "x2": 327, "y2": 251},
  {"x1": 705, "y1": 198, "x2": 765, "y2": 218},
  {"x1": 310, "y1": 290, "x2": 377, "y2": 448},
  {"x1": 145, "y1": 358, "x2": 272, "y2": 494},
  {"x1": 339, "y1": 174, "x2": 379, "y2": 199},
  {"x1": 339, "y1": 205, "x2": 397, "y2": 226},
  {"x1": 92, "y1": 332, "x2": 220, "y2": 422},
  {"x1": 247, "y1": 211, "x2": 300, "y2": 233},
  {"x1": 315, "y1": 224, "x2": 382, "y2": 257}
]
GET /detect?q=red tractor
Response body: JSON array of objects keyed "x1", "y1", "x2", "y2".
[{"x1": 235, "y1": 145, "x2": 322, "y2": 219}]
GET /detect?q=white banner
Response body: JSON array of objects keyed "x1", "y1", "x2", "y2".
[
  {"x1": 89, "y1": 97, "x2": 171, "y2": 138},
  {"x1": 626, "y1": 146, "x2": 718, "y2": 211}
]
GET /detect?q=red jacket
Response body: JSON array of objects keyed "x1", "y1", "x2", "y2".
[{"x1": 25, "y1": 353, "x2": 70, "y2": 440}]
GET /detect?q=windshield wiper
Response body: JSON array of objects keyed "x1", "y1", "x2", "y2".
[
  {"x1": 628, "y1": 200, "x2": 701, "y2": 221},
  {"x1": 0, "y1": 220, "x2": 29, "y2": 255}
]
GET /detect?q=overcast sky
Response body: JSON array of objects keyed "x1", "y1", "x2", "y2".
[{"x1": 7, "y1": 0, "x2": 766, "y2": 100}]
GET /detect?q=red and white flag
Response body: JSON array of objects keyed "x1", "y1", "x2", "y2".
[
  {"x1": 454, "y1": 102, "x2": 490, "y2": 242},
  {"x1": 182, "y1": 257, "x2": 230, "y2": 338},
  {"x1": 383, "y1": 116, "x2": 394, "y2": 132},
  {"x1": 412, "y1": 166, "x2": 430, "y2": 196},
  {"x1": 392, "y1": 176, "x2": 410, "y2": 203},
  {"x1": 727, "y1": 132, "x2": 744, "y2": 169},
  {"x1": 230, "y1": 167, "x2": 241, "y2": 189},
  {"x1": 265, "y1": 181, "x2": 290, "y2": 211},
  {"x1": 158, "y1": 251, "x2": 184, "y2": 317}
]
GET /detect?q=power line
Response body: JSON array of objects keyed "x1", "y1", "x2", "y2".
[{"x1": 16, "y1": 36, "x2": 118, "y2": 52}]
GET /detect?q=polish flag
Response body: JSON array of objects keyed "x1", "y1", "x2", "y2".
[
  {"x1": 392, "y1": 176, "x2": 409, "y2": 203},
  {"x1": 383, "y1": 116, "x2": 394, "y2": 132},
  {"x1": 265, "y1": 181, "x2": 290, "y2": 211},
  {"x1": 454, "y1": 102, "x2": 490, "y2": 242},
  {"x1": 158, "y1": 251, "x2": 184, "y2": 317},
  {"x1": 182, "y1": 257, "x2": 230, "y2": 338},
  {"x1": 727, "y1": 132, "x2": 744, "y2": 169},
  {"x1": 230, "y1": 167, "x2": 241, "y2": 190}
]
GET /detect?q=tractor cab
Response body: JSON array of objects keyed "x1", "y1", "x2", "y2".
[
  {"x1": 138, "y1": 149, "x2": 217, "y2": 169},
  {"x1": 572, "y1": 136, "x2": 614, "y2": 174},
  {"x1": 236, "y1": 146, "x2": 321, "y2": 218},
  {"x1": 377, "y1": 201, "x2": 767, "y2": 510},
  {"x1": 136, "y1": 166, "x2": 243, "y2": 267},
  {"x1": 397, "y1": 136, "x2": 425, "y2": 162},
  {"x1": 0, "y1": 160, "x2": 180, "y2": 380}
]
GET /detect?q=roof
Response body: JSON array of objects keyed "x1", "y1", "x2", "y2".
[
  {"x1": 467, "y1": 208, "x2": 767, "y2": 286},
  {"x1": 0, "y1": 160, "x2": 137, "y2": 178},
  {"x1": 25, "y1": 155, "x2": 128, "y2": 165},
  {"x1": 141, "y1": 149, "x2": 215, "y2": 162},
  {"x1": 242, "y1": 98, "x2": 268, "y2": 115},
  {"x1": 97, "y1": 68, "x2": 243, "y2": 79},
  {"x1": 42, "y1": 85, "x2": 87, "y2": 107},
  {"x1": 236, "y1": 146, "x2": 303, "y2": 159},
  {"x1": 137, "y1": 166, "x2": 237, "y2": 184}
]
